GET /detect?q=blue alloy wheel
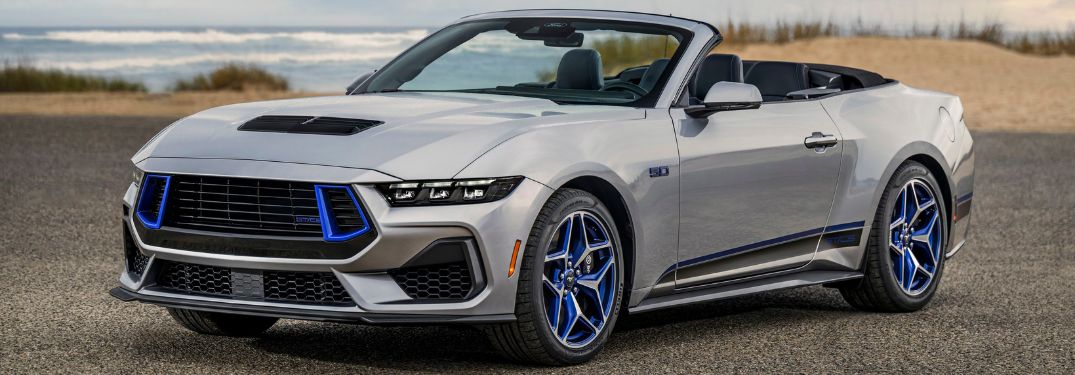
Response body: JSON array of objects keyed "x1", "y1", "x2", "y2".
[
  {"x1": 542, "y1": 211, "x2": 617, "y2": 348},
  {"x1": 889, "y1": 179, "x2": 943, "y2": 296}
]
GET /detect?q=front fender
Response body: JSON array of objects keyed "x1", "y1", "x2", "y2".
[{"x1": 454, "y1": 109, "x2": 682, "y2": 302}]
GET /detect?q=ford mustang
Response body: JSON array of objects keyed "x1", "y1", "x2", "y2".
[{"x1": 111, "y1": 9, "x2": 975, "y2": 365}]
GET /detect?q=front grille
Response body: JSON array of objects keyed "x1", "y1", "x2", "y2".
[
  {"x1": 157, "y1": 261, "x2": 233, "y2": 296},
  {"x1": 390, "y1": 262, "x2": 474, "y2": 300},
  {"x1": 264, "y1": 271, "x2": 353, "y2": 305},
  {"x1": 153, "y1": 261, "x2": 353, "y2": 306},
  {"x1": 167, "y1": 175, "x2": 323, "y2": 237}
]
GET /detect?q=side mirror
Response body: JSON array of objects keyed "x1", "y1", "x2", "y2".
[
  {"x1": 346, "y1": 70, "x2": 376, "y2": 94},
  {"x1": 685, "y1": 81, "x2": 762, "y2": 118}
]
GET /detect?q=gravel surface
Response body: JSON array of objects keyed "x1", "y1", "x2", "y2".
[{"x1": 1, "y1": 115, "x2": 1072, "y2": 373}]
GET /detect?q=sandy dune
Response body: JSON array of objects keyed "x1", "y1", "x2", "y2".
[
  {"x1": 722, "y1": 38, "x2": 1075, "y2": 133},
  {"x1": 1, "y1": 38, "x2": 1072, "y2": 132}
]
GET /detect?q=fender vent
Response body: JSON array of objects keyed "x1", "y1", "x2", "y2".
[{"x1": 239, "y1": 115, "x2": 382, "y2": 135}]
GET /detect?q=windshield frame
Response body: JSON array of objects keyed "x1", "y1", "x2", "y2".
[{"x1": 352, "y1": 17, "x2": 696, "y2": 108}]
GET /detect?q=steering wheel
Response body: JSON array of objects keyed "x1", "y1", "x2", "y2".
[{"x1": 600, "y1": 81, "x2": 647, "y2": 97}]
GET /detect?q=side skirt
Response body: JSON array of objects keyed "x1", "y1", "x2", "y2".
[{"x1": 628, "y1": 270, "x2": 862, "y2": 314}]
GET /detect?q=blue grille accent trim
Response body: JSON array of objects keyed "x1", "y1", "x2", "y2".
[
  {"x1": 135, "y1": 174, "x2": 171, "y2": 230},
  {"x1": 314, "y1": 185, "x2": 371, "y2": 242}
]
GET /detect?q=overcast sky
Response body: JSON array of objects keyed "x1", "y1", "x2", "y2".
[{"x1": 1, "y1": 0, "x2": 1072, "y2": 30}]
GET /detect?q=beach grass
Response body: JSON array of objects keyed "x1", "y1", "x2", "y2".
[
  {"x1": 0, "y1": 63, "x2": 146, "y2": 92},
  {"x1": 172, "y1": 63, "x2": 289, "y2": 92}
]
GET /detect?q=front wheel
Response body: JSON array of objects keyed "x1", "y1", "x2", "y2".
[
  {"x1": 840, "y1": 161, "x2": 948, "y2": 312},
  {"x1": 484, "y1": 189, "x2": 624, "y2": 365}
]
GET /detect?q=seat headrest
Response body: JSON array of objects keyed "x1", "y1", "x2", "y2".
[
  {"x1": 555, "y1": 49, "x2": 603, "y2": 90},
  {"x1": 744, "y1": 61, "x2": 809, "y2": 101},
  {"x1": 690, "y1": 54, "x2": 744, "y2": 97},
  {"x1": 639, "y1": 58, "x2": 670, "y2": 91}
]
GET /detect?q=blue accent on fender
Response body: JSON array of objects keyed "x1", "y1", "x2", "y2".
[
  {"x1": 659, "y1": 221, "x2": 867, "y2": 279},
  {"x1": 314, "y1": 185, "x2": 371, "y2": 242},
  {"x1": 135, "y1": 174, "x2": 171, "y2": 230}
]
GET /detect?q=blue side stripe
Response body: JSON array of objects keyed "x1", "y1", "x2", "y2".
[
  {"x1": 660, "y1": 221, "x2": 867, "y2": 278},
  {"x1": 956, "y1": 193, "x2": 973, "y2": 204}
]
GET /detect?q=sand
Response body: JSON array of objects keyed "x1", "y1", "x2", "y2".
[{"x1": 1, "y1": 38, "x2": 1072, "y2": 132}]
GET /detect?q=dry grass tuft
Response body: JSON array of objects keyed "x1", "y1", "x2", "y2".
[
  {"x1": 172, "y1": 63, "x2": 289, "y2": 92},
  {"x1": 1, "y1": 63, "x2": 146, "y2": 93}
]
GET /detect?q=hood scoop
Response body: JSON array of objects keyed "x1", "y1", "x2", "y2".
[{"x1": 238, "y1": 115, "x2": 383, "y2": 136}]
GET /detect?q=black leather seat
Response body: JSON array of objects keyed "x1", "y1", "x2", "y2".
[
  {"x1": 555, "y1": 49, "x2": 603, "y2": 90},
  {"x1": 743, "y1": 61, "x2": 810, "y2": 101},
  {"x1": 639, "y1": 58, "x2": 670, "y2": 91},
  {"x1": 690, "y1": 54, "x2": 744, "y2": 98}
]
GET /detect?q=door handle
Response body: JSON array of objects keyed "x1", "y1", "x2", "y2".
[{"x1": 804, "y1": 132, "x2": 838, "y2": 149}]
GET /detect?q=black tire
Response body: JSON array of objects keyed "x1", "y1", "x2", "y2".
[
  {"x1": 483, "y1": 189, "x2": 624, "y2": 365},
  {"x1": 839, "y1": 161, "x2": 948, "y2": 312},
  {"x1": 167, "y1": 308, "x2": 278, "y2": 337}
]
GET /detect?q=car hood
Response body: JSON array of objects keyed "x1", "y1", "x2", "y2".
[{"x1": 135, "y1": 92, "x2": 642, "y2": 180}]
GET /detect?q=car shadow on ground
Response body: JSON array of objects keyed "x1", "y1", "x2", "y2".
[{"x1": 126, "y1": 286, "x2": 856, "y2": 371}]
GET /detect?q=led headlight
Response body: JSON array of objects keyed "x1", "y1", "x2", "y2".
[{"x1": 377, "y1": 177, "x2": 523, "y2": 206}]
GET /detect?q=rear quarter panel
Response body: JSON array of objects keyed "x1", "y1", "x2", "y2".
[{"x1": 818, "y1": 82, "x2": 974, "y2": 269}]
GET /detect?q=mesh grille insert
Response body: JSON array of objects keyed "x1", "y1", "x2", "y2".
[
  {"x1": 156, "y1": 262, "x2": 233, "y2": 297},
  {"x1": 390, "y1": 262, "x2": 473, "y2": 300},
  {"x1": 264, "y1": 271, "x2": 353, "y2": 305},
  {"x1": 153, "y1": 261, "x2": 354, "y2": 306}
]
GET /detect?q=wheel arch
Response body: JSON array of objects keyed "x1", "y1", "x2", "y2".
[
  {"x1": 559, "y1": 176, "x2": 636, "y2": 305},
  {"x1": 874, "y1": 143, "x2": 955, "y2": 243}
]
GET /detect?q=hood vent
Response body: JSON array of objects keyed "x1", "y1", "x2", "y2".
[{"x1": 238, "y1": 115, "x2": 383, "y2": 135}]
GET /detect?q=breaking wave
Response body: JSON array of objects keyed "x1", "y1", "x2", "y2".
[
  {"x1": 1, "y1": 29, "x2": 428, "y2": 46},
  {"x1": 33, "y1": 51, "x2": 402, "y2": 71}
]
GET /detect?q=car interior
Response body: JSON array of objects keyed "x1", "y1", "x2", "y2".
[{"x1": 552, "y1": 49, "x2": 889, "y2": 104}]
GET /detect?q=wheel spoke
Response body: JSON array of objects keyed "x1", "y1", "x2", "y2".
[
  {"x1": 546, "y1": 287, "x2": 563, "y2": 334},
  {"x1": 904, "y1": 185, "x2": 918, "y2": 226},
  {"x1": 892, "y1": 187, "x2": 908, "y2": 229},
  {"x1": 912, "y1": 212, "x2": 940, "y2": 265},
  {"x1": 577, "y1": 259, "x2": 614, "y2": 318},
  {"x1": 543, "y1": 275, "x2": 559, "y2": 293},
  {"x1": 559, "y1": 293, "x2": 580, "y2": 341}
]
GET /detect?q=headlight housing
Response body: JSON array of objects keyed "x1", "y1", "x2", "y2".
[{"x1": 377, "y1": 176, "x2": 524, "y2": 206}]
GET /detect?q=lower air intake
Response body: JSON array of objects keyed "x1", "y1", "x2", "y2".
[
  {"x1": 152, "y1": 261, "x2": 354, "y2": 306},
  {"x1": 264, "y1": 271, "x2": 353, "y2": 305},
  {"x1": 156, "y1": 261, "x2": 233, "y2": 297},
  {"x1": 390, "y1": 262, "x2": 474, "y2": 300}
]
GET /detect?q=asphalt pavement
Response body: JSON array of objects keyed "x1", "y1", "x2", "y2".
[{"x1": 1, "y1": 115, "x2": 1071, "y2": 373}]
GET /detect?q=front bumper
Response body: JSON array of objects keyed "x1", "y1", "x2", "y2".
[{"x1": 112, "y1": 158, "x2": 552, "y2": 324}]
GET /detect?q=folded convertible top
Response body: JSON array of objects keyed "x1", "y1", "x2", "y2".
[{"x1": 805, "y1": 63, "x2": 888, "y2": 88}]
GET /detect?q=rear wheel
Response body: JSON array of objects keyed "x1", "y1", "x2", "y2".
[
  {"x1": 167, "y1": 308, "x2": 278, "y2": 337},
  {"x1": 484, "y1": 189, "x2": 623, "y2": 365},
  {"x1": 840, "y1": 161, "x2": 948, "y2": 312}
]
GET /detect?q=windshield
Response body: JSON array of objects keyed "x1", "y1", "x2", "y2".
[{"x1": 360, "y1": 18, "x2": 690, "y2": 106}]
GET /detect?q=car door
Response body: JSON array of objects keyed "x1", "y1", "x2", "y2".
[{"x1": 670, "y1": 100, "x2": 842, "y2": 288}]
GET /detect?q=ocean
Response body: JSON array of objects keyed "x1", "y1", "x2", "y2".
[{"x1": 0, "y1": 27, "x2": 434, "y2": 92}]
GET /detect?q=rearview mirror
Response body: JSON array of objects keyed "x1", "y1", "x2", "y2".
[
  {"x1": 346, "y1": 70, "x2": 376, "y2": 94},
  {"x1": 685, "y1": 81, "x2": 762, "y2": 118}
]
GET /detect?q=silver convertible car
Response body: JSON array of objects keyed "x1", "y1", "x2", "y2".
[{"x1": 112, "y1": 9, "x2": 975, "y2": 365}]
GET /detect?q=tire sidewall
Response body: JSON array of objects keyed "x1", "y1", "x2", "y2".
[
  {"x1": 877, "y1": 163, "x2": 948, "y2": 309},
  {"x1": 526, "y1": 191, "x2": 624, "y2": 363}
]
